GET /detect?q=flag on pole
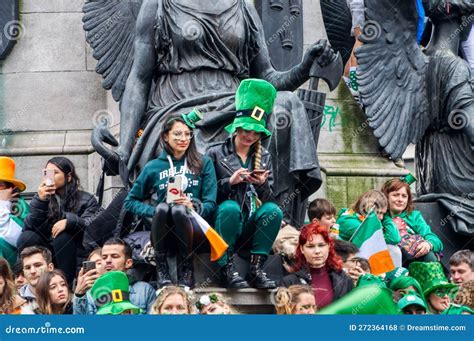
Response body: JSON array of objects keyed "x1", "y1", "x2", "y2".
[
  {"x1": 350, "y1": 211, "x2": 395, "y2": 275},
  {"x1": 189, "y1": 210, "x2": 228, "y2": 261}
]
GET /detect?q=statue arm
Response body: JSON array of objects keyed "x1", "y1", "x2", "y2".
[
  {"x1": 118, "y1": 0, "x2": 159, "y2": 160},
  {"x1": 246, "y1": 1, "x2": 330, "y2": 92}
]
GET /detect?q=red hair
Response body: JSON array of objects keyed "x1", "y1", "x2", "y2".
[
  {"x1": 294, "y1": 222, "x2": 343, "y2": 272},
  {"x1": 381, "y1": 178, "x2": 414, "y2": 214}
]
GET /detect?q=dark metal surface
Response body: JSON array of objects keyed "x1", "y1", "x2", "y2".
[{"x1": 0, "y1": 0, "x2": 19, "y2": 60}]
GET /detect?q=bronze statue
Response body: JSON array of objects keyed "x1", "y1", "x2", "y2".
[
  {"x1": 354, "y1": 0, "x2": 474, "y2": 234},
  {"x1": 83, "y1": 0, "x2": 341, "y2": 225}
]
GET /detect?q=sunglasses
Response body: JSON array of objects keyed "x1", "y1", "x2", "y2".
[{"x1": 432, "y1": 288, "x2": 450, "y2": 297}]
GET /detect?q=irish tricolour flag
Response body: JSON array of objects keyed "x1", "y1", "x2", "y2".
[
  {"x1": 350, "y1": 212, "x2": 395, "y2": 275},
  {"x1": 189, "y1": 210, "x2": 228, "y2": 262}
]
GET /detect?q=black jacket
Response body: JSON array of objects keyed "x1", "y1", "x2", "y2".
[
  {"x1": 206, "y1": 137, "x2": 275, "y2": 212},
  {"x1": 24, "y1": 191, "x2": 100, "y2": 236},
  {"x1": 280, "y1": 267, "x2": 354, "y2": 300}
]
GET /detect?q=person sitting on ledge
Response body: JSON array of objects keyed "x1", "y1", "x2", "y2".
[
  {"x1": 381, "y1": 176, "x2": 443, "y2": 265},
  {"x1": 274, "y1": 284, "x2": 317, "y2": 315},
  {"x1": 124, "y1": 111, "x2": 217, "y2": 289},
  {"x1": 206, "y1": 79, "x2": 283, "y2": 290}
]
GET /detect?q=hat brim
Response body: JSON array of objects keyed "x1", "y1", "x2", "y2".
[
  {"x1": 0, "y1": 177, "x2": 26, "y2": 192},
  {"x1": 424, "y1": 282, "x2": 457, "y2": 297},
  {"x1": 225, "y1": 122, "x2": 272, "y2": 138},
  {"x1": 97, "y1": 302, "x2": 143, "y2": 315}
]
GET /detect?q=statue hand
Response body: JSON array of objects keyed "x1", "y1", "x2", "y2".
[{"x1": 302, "y1": 39, "x2": 335, "y2": 73}]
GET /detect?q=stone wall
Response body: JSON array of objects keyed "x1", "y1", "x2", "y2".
[{"x1": 0, "y1": 0, "x2": 405, "y2": 211}]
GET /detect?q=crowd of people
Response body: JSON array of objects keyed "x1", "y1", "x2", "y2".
[{"x1": 0, "y1": 79, "x2": 472, "y2": 315}]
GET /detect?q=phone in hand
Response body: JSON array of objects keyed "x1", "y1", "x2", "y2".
[
  {"x1": 82, "y1": 260, "x2": 96, "y2": 273},
  {"x1": 250, "y1": 169, "x2": 267, "y2": 177},
  {"x1": 166, "y1": 176, "x2": 183, "y2": 204},
  {"x1": 43, "y1": 169, "x2": 55, "y2": 186}
]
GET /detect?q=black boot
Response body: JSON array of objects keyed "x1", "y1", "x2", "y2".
[
  {"x1": 177, "y1": 254, "x2": 195, "y2": 289},
  {"x1": 246, "y1": 254, "x2": 276, "y2": 289},
  {"x1": 154, "y1": 251, "x2": 172, "y2": 288},
  {"x1": 219, "y1": 253, "x2": 249, "y2": 289}
]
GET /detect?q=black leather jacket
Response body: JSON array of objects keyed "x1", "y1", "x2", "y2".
[
  {"x1": 24, "y1": 191, "x2": 100, "y2": 236},
  {"x1": 206, "y1": 137, "x2": 275, "y2": 213}
]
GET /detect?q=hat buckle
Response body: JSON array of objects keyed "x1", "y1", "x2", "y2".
[
  {"x1": 112, "y1": 289, "x2": 123, "y2": 303},
  {"x1": 250, "y1": 106, "x2": 265, "y2": 121}
]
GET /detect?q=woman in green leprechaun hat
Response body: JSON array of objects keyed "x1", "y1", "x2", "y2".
[
  {"x1": 124, "y1": 110, "x2": 217, "y2": 289},
  {"x1": 206, "y1": 79, "x2": 283, "y2": 289}
]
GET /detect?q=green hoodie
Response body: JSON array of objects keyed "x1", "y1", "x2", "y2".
[
  {"x1": 124, "y1": 151, "x2": 217, "y2": 219},
  {"x1": 336, "y1": 208, "x2": 401, "y2": 245},
  {"x1": 388, "y1": 210, "x2": 443, "y2": 252}
]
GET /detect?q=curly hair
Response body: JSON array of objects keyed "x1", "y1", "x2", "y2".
[
  {"x1": 293, "y1": 222, "x2": 343, "y2": 273},
  {"x1": 151, "y1": 286, "x2": 193, "y2": 315}
]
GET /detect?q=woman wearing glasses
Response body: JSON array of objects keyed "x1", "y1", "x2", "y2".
[{"x1": 124, "y1": 111, "x2": 217, "y2": 289}]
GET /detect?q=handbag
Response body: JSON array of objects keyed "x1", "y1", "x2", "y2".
[{"x1": 392, "y1": 217, "x2": 425, "y2": 258}]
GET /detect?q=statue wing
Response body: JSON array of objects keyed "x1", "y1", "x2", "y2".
[
  {"x1": 83, "y1": 0, "x2": 143, "y2": 102},
  {"x1": 356, "y1": 0, "x2": 430, "y2": 160},
  {"x1": 320, "y1": 0, "x2": 355, "y2": 66}
]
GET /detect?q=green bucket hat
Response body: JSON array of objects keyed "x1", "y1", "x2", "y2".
[
  {"x1": 357, "y1": 274, "x2": 387, "y2": 288},
  {"x1": 397, "y1": 292, "x2": 428, "y2": 311},
  {"x1": 408, "y1": 262, "x2": 457, "y2": 297},
  {"x1": 225, "y1": 79, "x2": 277, "y2": 138},
  {"x1": 181, "y1": 108, "x2": 203, "y2": 129},
  {"x1": 91, "y1": 271, "x2": 142, "y2": 315}
]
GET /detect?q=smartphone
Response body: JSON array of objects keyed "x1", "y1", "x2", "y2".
[
  {"x1": 166, "y1": 176, "x2": 183, "y2": 204},
  {"x1": 82, "y1": 260, "x2": 96, "y2": 273},
  {"x1": 43, "y1": 169, "x2": 55, "y2": 186},
  {"x1": 250, "y1": 169, "x2": 267, "y2": 176}
]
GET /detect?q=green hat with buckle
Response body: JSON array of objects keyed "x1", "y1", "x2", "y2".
[
  {"x1": 181, "y1": 108, "x2": 203, "y2": 129},
  {"x1": 91, "y1": 271, "x2": 142, "y2": 315},
  {"x1": 225, "y1": 79, "x2": 277, "y2": 138},
  {"x1": 408, "y1": 262, "x2": 457, "y2": 297}
]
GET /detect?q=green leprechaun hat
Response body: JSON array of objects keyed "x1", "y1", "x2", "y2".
[
  {"x1": 181, "y1": 108, "x2": 203, "y2": 129},
  {"x1": 91, "y1": 271, "x2": 142, "y2": 315},
  {"x1": 408, "y1": 262, "x2": 457, "y2": 297},
  {"x1": 357, "y1": 274, "x2": 387, "y2": 289},
  {"x1": 225, "y1": 79, "x2": 277, "y2": 138}
]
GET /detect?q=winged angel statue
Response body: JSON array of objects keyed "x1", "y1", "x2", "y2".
[
  {"x1": 83, "y1": 0, "x2": 338, "y2": 225},
  {"x1": 340, "y1": 0, "x2": 473, "y2": 234}
]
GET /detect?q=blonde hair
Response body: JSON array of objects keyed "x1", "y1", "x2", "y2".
[
  {"x1": 151, "y1": 286, "x2": 193, "y2": 315},
  {"x1": 196, "y1": 292, "x2": 239, "y2": 315},
  {"x1": 351, "y1": 190, "x2": 388, "y2": 216},
  {"x1": 274, "y1": 285, "x2": 316, "y2": 314}
]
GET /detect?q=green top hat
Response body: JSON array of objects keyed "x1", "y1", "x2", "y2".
[
  {"x1": 408, "y1": 262, "x2": 457, "y2": 297},
  {"x1": 357, "y1": 274, "x2": 387, "y2": 288},
  {"x1": 91, "y1": 271, "x2": 142, "y2": 315},
  {"x1": 225, "y1": 79, "x2": 277, "y2": 138},
  {"x1": 181, "y1": 108, "x2": 203, "y2": 129},
  {"x1": 397, "y1": 292, "x2": 428, "y2": 311},
  {"x1": 400, "y1": 173, "x2": 417, "y2": 185},
  {"x1": 385, "y1": 267, "x2": 409, "y2": 284}
]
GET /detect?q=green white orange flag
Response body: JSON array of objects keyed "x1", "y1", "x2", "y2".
[
  {"x1": 350, "y1": 211, "x2": 395, "y2": 275},
  {"x1": 189, "y1": 210, "x2": 228, "y2": 261}
]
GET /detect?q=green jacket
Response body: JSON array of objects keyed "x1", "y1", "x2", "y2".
[
  {"x1": 336, "y1": 208, "x2": 401, "y2": 245},
  {"x1": 388, "y1": 210, "x2": 443, "y2": 252},
  {"x1": 124, "y1": 151, "x2": 217, "y2": 219}
]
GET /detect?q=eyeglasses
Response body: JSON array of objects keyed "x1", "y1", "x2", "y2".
[
  {"x1": 432, "y1": 288, "x2": 450, "y2": 297},
  {"x1": 170, "y1": 131, "x2": 193, "y2": 140}
]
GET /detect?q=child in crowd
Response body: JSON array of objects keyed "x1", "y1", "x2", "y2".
[
  {"x1": 308, "y1": 198, "x2": 340, "y2": 239},
  {"x1": 274, "y1": 285, "x2": 317, "y2": 314},
  {"x1": 195, "y1": 292, "x2": 238, "y2": 315}
]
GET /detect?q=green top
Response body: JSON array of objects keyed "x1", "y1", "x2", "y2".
[
  {"x1": 336, "y1": 208, "x2": 401, "y2": 245},
  {"x1": 389, "y1": 211, "x2": 443, "y2": 252},
  {"x1": 124, "y1": 151, "x2": 217, "y2": 219}
]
